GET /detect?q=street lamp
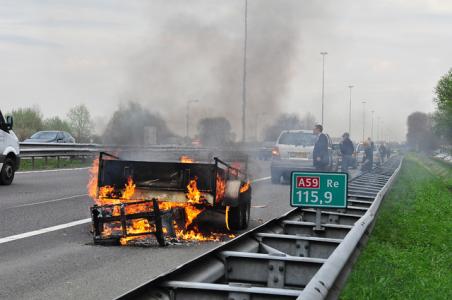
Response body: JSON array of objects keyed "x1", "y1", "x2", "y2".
[
  {"x1": 348, "y1": 85, "x2": 354, "y2": 134},
  {"x1": 371, "y1": 110, "x2": 375, "y2": 140},
  {"x1": 241, "y1": 0, "x2": 248, "y2": 142},
  {"x1": 320, "y1": 51, "x2": 328, "y2": 125},
  {"x1": 361, "y1": 101, "x2": 366, "y2": 142},
  {"x1": 186, "y1": 99, "x2": 199, "y2": 139}
]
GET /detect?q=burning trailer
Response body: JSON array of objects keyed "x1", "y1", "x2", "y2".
[{"x1": 88, "y1": 152, "x2": 251, "y2": 246}]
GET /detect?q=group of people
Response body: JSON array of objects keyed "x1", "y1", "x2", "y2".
[
  {"x1": 341, "y1": 134, "x2": 391, "y2": 173},
  {"x1": 311, "y1": 123, "x2": 391, "y2": 174}
]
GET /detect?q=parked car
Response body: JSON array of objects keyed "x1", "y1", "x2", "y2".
[
  {"x1": 354, "y1": 142, "x2": 381, "y2": 167},
  {"x1": 270, "y1": 130, "x2": 338, "y2": 184},
  {"x1": 0, "y1": 110, "x2": 20, "y2": 185},
  {"x1": 24, "y1": 131, "x2": 75, "y2": 143}
]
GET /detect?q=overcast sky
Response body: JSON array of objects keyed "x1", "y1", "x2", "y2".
[{"x1": 1, "y1": 0, "x2": 451, "y2": 141}]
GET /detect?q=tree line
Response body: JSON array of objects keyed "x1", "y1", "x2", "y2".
[
  {"x1": 10, "y1": 105, "x2": 93, "y2": 143},
  {"x1": 9, "y1": 101, "x2": 316, "y2": 146},
  {"x1": 406, "y1": 68, "x2": 452, "y2": 152}
]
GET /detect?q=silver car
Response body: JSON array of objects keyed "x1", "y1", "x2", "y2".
[{"x1": 270, "y1": 130, "x2": 337, "y2": 184}]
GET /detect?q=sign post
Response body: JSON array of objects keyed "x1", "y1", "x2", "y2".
[{"x1": 290, "y1": 171, "x2": 348, "y2": 230}]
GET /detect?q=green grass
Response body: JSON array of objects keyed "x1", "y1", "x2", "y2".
[
  {"x1": 341, "y1": 154, "x2": 452, "y2": 300},
  {"x1": 19, "y1": 157, "x2": 92, "y2": 171}
]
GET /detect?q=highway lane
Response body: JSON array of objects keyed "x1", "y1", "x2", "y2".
[{"x1": 0, "y1": 160, "x2": 296, "y2": 300}]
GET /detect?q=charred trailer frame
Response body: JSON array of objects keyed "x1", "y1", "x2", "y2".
[{"x1": 91, "y1": 152, "x2": 252, "y2": 246}]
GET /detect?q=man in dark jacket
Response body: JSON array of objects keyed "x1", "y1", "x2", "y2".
[
  {"x1": 313, "y1": 124, "x2": 329, "y2": 171},
  {"x1": 361, "y1": 140, "x2": 373, "y2": 172},
  {"x1": 340, "y1": 132, "x2": 354, "y2": 173}
]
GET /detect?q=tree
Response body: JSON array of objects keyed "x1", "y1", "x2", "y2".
[
  {"x1": 10, "y1": 107, "x2": 43, "y2": 141},
  {"x1": 43, "y1": 116, "x2": 72, "y2": 133},
  {"x1": 103, "y1": 102, "x2": 174, "y2": 145},
  {"x1": 197, "y1": 117, "x2": 234, "y2": 146},
  {"x1": 433, "y1": 68, "x2": 452, "y2": 142},
  {"x1": 406, "y1": 112, "x2": 437, "y2": 152},
  {"x1": 67, "y1": 104, "x2": 93, "y2": 143},
  {"x1": 263, "y1": 113, "x2": 304, "y2": 141}
]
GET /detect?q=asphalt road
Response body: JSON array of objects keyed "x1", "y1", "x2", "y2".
[{"x1": 0, "y1": 161, "x2": 298, "y2": 300}]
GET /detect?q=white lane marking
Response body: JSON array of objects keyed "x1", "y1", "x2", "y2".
[
  {"x1": 16, "y1": 167, "x2": 90, "y2": 174},
  {"x1": 8, "y1": 194, "x2": 89, "y2": 209},
  {"x1": 251, "y1": 176, "x2": 270, "y2": 183},
  {"x1": 0, "y1": 218, "x2": 91, "y2": 245},
  {"x1": 1, "y1": 175, "x2": 271, "y2": 244}
]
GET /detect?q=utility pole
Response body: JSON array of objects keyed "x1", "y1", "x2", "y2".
[
  {"x1": 348, "y1": 85, "x2": 354, "y2": 134},
  {"x1": 320, "y1": 52, "x2": 328, "y2": 125},
  {"x1": 186, "y1": 99, "x2": 198, "y2": 139},
  {"x1": 241, "y1": 0, "x2": 248, "y2": 142},
  {"x1": 361, "y1": 101, "x2": 366, "y2": 142},
  {"x1": 371, "y1": 110, "x2": 375, "y2": 140}
]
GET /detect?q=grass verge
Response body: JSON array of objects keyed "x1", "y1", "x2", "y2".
[
  {"x1": 341, "y1": 154, "x2": 452, "y2": 300},
  {"x1": 18, "y1": 157, "x2": 92, "y2": 171}
]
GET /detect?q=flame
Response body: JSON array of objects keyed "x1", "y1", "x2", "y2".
[
  {"x1": 180, "y1": 155, "x2": 194, "y2": 163},
  {"x1": 122, "y1": 177, "x2": 136, "y2": 200},
  {"x1": 89, "y1": 161, "x2": 235, "y2": 245},
  {"x1": 216, "y1": 174, "x2": 226, "y2": 202},
  {"x1": 87, "y1": 158, "x2": 99, "y2": 200},
  {"x1": 225, "y1": 206, "x2": 230, "y2": 231},
  {"x1": 240, "y1": 181, "x2": 250, "y2": 193},
  {"x1": 186, "y1": 177, "x2": 202, "y2": 203}
]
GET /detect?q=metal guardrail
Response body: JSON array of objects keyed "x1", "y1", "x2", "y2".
[
  {"x1": 115, "y1": 156, "x2": 403, "y2": 300},
  {"x1": 18, "y1": 143, "x2": 270, "y2": 160}
]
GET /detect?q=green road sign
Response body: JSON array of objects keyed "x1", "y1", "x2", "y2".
[{"x1": 290, "y1": 171, "x2": 348, "y2": 208}]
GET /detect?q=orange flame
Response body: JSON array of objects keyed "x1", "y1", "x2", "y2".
[
  {"x1": 186, "y1": 177, "x2": 202, "y2": 203},
  {"x1": 216, "y1": 174, "x2": 226, "y2": 202},
  {"x1": 122, "y1": 177, "x2": 136, "y2": 200},
  {"x1": 88, "y1": 160, "x2": 235, "y2": 245},
  {"x1": 240, "y1": 181, "x2": 250, "y2": 193},
  {"x1": 87, "y1": 158, "x2": 99, "y2": 200},
  {"x1": 180, "y1": 155, "x2": 194, "y2": 163}
]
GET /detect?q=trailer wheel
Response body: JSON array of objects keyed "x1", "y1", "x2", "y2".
[
  {"x1": 240, "y1": 187, "x2": 252, "y2": 228},
  {"x1": 228, "y1": 185, "x2": 252, "y2": 231},
  {"x1": 228, "y1": 205, "x2": 244, "y2": 231},
  {"x1": 0, "y1": 158, "x2": 15, "y2": 185}
]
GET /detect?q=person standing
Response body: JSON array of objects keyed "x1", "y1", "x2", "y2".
[
  {"x1": 361, "y1": 140, "x2": 374, "y2": 172},
  {"x1": 313, "y1": 124, "x2": 329, "y2": 171},
  {"x1": 379, "y1": 143, "x2": 387, "y2": 164},
  {"x1": 340, "y1": 132, "x2": 354, "y2": 173}
]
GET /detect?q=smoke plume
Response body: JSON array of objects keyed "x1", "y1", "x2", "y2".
[{"x1": 125, "y1": 0, "x2": 326, "y2": 139}]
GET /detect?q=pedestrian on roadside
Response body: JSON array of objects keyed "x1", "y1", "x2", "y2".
[
  {"x1": 313, "y1": 124, "x2": 329, "y2": 171},
  {"x1": 361, "y1": 140, "x2": 373, "y2": 172},
  {"x1": 379, "y1": 143, "x2": 387, "y2": 164},
  {"x1": 386, "y1": 145, "x2": 391, "y2": 159},
  {"x1": 340, "y1": 132, "x2": 354, "y2": 174}
]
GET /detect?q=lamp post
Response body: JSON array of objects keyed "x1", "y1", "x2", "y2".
[
  {"x1": 361, "y1": 101, "x2": 366, "y2": 142},
  {"x1": 320, "y1": 51, "x2": 328, "y2": 125},
  {"x1": 371, "y1": 110, "x2": 375, "y2": 140},
  {"x1": 376, "y1": 116, "x2": 381, "y2": 141},
  {"x1": 186, "y1": 99, "x2": 199, "y2": 139},
  {"x1": 241, "y1": 0, "x2": 248, "y2": 142},
  {"x1": 348, "y1": 85, "x2": 354, "y2": 134}
]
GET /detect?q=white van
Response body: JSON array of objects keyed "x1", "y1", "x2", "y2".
[{"x1": 0, "y1": 110, "x2": 20, "y2": 185}]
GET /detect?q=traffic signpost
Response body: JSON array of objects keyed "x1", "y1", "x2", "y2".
[{"x1": 290, "y1": 171, "x2": 348, "y2": 230}]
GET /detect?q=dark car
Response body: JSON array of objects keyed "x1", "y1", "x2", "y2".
[{"x1": 24, "y1": 131, "x2": 75, "y2": 143}]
